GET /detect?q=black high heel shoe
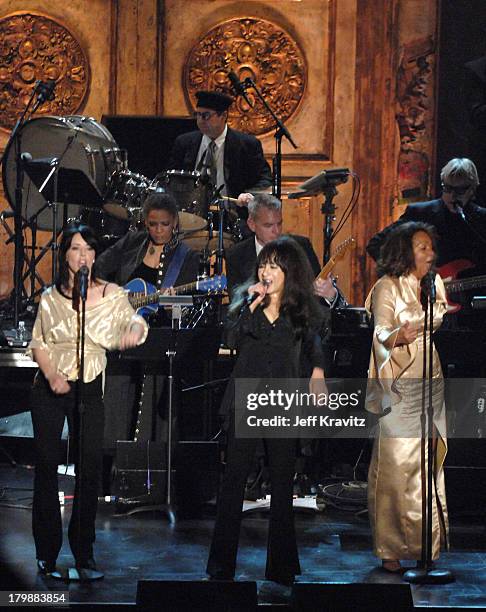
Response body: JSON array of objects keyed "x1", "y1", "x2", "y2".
[{"x1": 37, "y1": 560, "x2": 57, "y2": 576}]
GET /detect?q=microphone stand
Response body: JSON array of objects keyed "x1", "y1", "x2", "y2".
[
  {"x1": 241, "y1": 78, "x2": 297, "y2": 199},
  {"x1": 66, "y1": 273, "x2": 104, "y2": 581},
  {"x1": 403, "y1": 274, "x2": 454, "y2": 585},
  {"x1": 454, "y1": 199, "x2": 486, "y2": 247}
]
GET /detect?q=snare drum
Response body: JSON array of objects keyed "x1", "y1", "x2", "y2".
[{"x1": 154, "y1": 170, "x2": 208, "y2": 231}]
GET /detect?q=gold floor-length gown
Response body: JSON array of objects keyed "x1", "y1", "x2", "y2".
[{"x1": 365, "y1": 273, "x2": 449, "y2": 560}]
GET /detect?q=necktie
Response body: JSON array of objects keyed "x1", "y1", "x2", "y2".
[{"x1": 200, "y1": 140, "x2": 217, "y2": 187}]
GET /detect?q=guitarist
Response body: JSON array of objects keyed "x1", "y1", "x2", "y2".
[
  {"x1": 367, "y1": 158, "x2": 486, "y2": 318},
  {"x1": 225, "y1": 194, "x2": 348, "y2": 308},
  {"x1": 96, "y1": 192, "x2": 200, "y2": 446},
  {"x1": 367, "y1": 158, "x2": 486, "y2": 269},
  {"x1": 95, "y1": 192, "x2": 199, "y2": 300}
]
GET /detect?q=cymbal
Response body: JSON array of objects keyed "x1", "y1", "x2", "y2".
[
  {"x1": 182, "y1": 230, "x2": 235, "y2": 251},
  {"x1": 179, "y1": 212, "x2": 207, "y2": 232}
]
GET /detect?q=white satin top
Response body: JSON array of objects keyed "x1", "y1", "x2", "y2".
[{"x1": 27, "y1": 285, "x2": 148, "y2": 382}]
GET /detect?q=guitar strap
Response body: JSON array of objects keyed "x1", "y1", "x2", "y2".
[{"x1": 159, "y1": 242, "x2": 190, "y2": 289}]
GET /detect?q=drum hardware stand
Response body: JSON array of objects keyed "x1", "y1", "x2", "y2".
[
  {"x1": 288, "y1": 169, "x2": 349, "y2": 263},
  {"x1": 210, "y1": 186, "x2": 228, "y2": 325},
  {"x1": 237, "y1": 77, "x2": 297, "y2": 199},
  {"x1": 403, "y1": 274, "x2": 454, "y2": 585},
  {"x1": 0, "y1": 81, "x2": 55, "y2": 331},
  {"x1": 0, "y1": 211, "x2": 46, "y2": 303}
]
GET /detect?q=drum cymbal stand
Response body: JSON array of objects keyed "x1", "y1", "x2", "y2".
[
  {"x1": 0, "y1": 81, "x2": 55, "y2": 329},
  {"x1": 211, "y1": 186, "x2": 226, "y2": 277},
  {"x1": 209, "y1": 186, "x2": 227, "y2": 325}
]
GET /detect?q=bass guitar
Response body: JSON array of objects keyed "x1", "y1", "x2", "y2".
[
  {"x1": 438, "y1": 259, "x2": 486, "y2": 313},
  {"x1": 125, "y1": 275, "x2": 227, "y2": 317}
]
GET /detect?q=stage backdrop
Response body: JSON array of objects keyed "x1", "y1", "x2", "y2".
[{"x1": 0, "y1": 0, "x2": 439, "y2": 305}]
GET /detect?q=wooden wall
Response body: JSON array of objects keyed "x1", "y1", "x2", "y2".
[{"x1": 0, "y1": 0, "x2": 439, "y2": 306}]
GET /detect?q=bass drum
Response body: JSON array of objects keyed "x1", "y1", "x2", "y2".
[{"x1": 1, "y1": 115, "x2": 122, "y2": 231}]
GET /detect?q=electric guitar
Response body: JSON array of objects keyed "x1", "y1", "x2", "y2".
[
  {"x1": 438, "y1": 259, "x2": 486, "y2": 313},
  {"x1": 316, "y1": 237, "x2": 356, "y2": 280},
  {"x1": 125, "y1": 275, "x2": 227, "y2": 316}
]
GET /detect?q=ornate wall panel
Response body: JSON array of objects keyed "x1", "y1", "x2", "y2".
[
  {"x1": 0, "y1": 0, "x2": 114, "y2": 297},
  {"x1": 162, "y1": 0, "x2": 333, "y2": 160},
  {"x1": 0, "y1": 0, "x2": 439, "y2": 305},
  {"x1": 183, "y1": 17, "x2": 307, "y2": 137},
  {"x1": 0, "y1": 12, "x2": 90, "y2": 130}
]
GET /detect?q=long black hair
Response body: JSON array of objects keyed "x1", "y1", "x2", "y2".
[
  {"x1": 377, "y1": 221, "x2": 437, "y2": 278},
  {"x1": 56, "y1": 222, "x2": 100, "y2": 292},
  {"x1": 230, "y1": 236, "x2": 322, "y2": 337}
]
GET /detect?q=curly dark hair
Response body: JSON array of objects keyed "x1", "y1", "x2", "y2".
[
  {"x1": 56, "y1": 222, "x2": 100, "y2": 292},
  {"x1": 142, "y1": 192, "x2": 179, "y2": 220},
  {"x1": 230, "y1": 235, "x2": 322, "y2": 337},
  {"x1": 377, "y1": 221, "x2": 438, "y2": 277}
]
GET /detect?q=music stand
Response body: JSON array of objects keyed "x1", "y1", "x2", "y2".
[
  {"x1": 24, "y1": 159, "x2": 103, "y2": 282},
  {"x1": 122, "y1": 299, "x2": 221, "y2": 521}
]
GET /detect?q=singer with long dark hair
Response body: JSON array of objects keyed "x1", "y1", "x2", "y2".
[
  {"x1": 207, "y1": 236, "x2": 326, "y2": 584},
  {"x1": 27, "y1": 223, "x2": 148, "y2": 578},
  {"x1": 365, "y1": 221, "x2": 449, "y2": 573}
]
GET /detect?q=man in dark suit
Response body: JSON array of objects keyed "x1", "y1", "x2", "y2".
[
  {"x1": 225, "y1": 193, "x2": 347, "y2": 308},
  {"x1": 367, "y1": 158, "x2": 486, "y2": 268},
  {"x1": 168, "y1": 90, "x2": 272, "y2": 209}
]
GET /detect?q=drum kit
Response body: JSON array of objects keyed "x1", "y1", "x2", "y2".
[{"x1": 2, "y1": 115, "x2": 241, "y2": 255}]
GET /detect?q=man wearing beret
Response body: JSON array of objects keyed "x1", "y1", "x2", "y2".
[{"x1": 168, "y1": 90, "x2": 272, "y2": 211}]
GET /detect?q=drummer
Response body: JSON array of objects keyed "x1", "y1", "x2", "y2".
[
  {"x1": 95, "y1": 191, "x2": 199, "y2": 300},
  {"x1": 168, "y1": 90, "x2": 272, "y2": 235}
]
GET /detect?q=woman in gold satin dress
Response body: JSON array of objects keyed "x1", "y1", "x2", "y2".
[
  {"x1": 365, "y1": 221, "x2": 449, "y2": 573},
  {"x1": 28, "y1": 222, "x2": 148, "y2": 578}
]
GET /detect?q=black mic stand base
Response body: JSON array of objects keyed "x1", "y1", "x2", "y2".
[
  {"x1": 403, "y1": 565, "x2": 455, "y2": 585},
  {"x1": 51, "y1": 567, "x2": 104, "y2": 582},
  {"x1": 114, "y1": 502, "x2": 176, "y2": 524}
]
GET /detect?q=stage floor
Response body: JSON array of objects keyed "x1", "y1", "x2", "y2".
[{"x1": 0, "y1": 464, "x2": 485, "y2": 609}]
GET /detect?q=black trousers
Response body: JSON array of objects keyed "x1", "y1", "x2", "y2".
[
  {"x1": 207, "y1": 428, "x2": 300, "y2": 581},
  {"x1": 30, "y1": 373, "x2": 104, "y2": 566}
]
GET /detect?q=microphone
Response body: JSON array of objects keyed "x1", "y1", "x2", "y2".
[
  {"x1": 76, "y1": 265, "x2": 90, "y2": 301},
  {"x1": 36, "y1": 79, "x2": 56, "y2": 103},
  {"x1": 228, "y1": 71, "x2": 253, "y2": 108},
  {"x1": 427, "y1": 270, "x2": 436, "y2": 304},
  {"x1": 246, "y1": 280, "x2": 270, "y2": 305},
  {"x1": 453, "y1": 199, "x2": 466, "y2": 221},
  {"x1": 420, "y1": 270, "x2": 436, "y2": 306}
]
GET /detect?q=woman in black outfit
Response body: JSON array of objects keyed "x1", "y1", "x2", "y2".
[{"x1": 207, "y1": 236, "x2": 326, "y2": 585}]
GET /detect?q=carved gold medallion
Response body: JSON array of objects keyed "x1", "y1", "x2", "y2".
[
  {"x1": 184, "y1": 18, "x2": 306, "y2": 136},
  {"x1": 0, "y1": 12, "x2": 89, "y2": 130}
]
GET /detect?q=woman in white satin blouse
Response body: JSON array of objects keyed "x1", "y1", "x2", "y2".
[
  {"x1": 365, "y1": 221, "x2": 449, "y2": 573},
  {"x1": 28, "y1": 222, "x2": 148, "y2": 578}
]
